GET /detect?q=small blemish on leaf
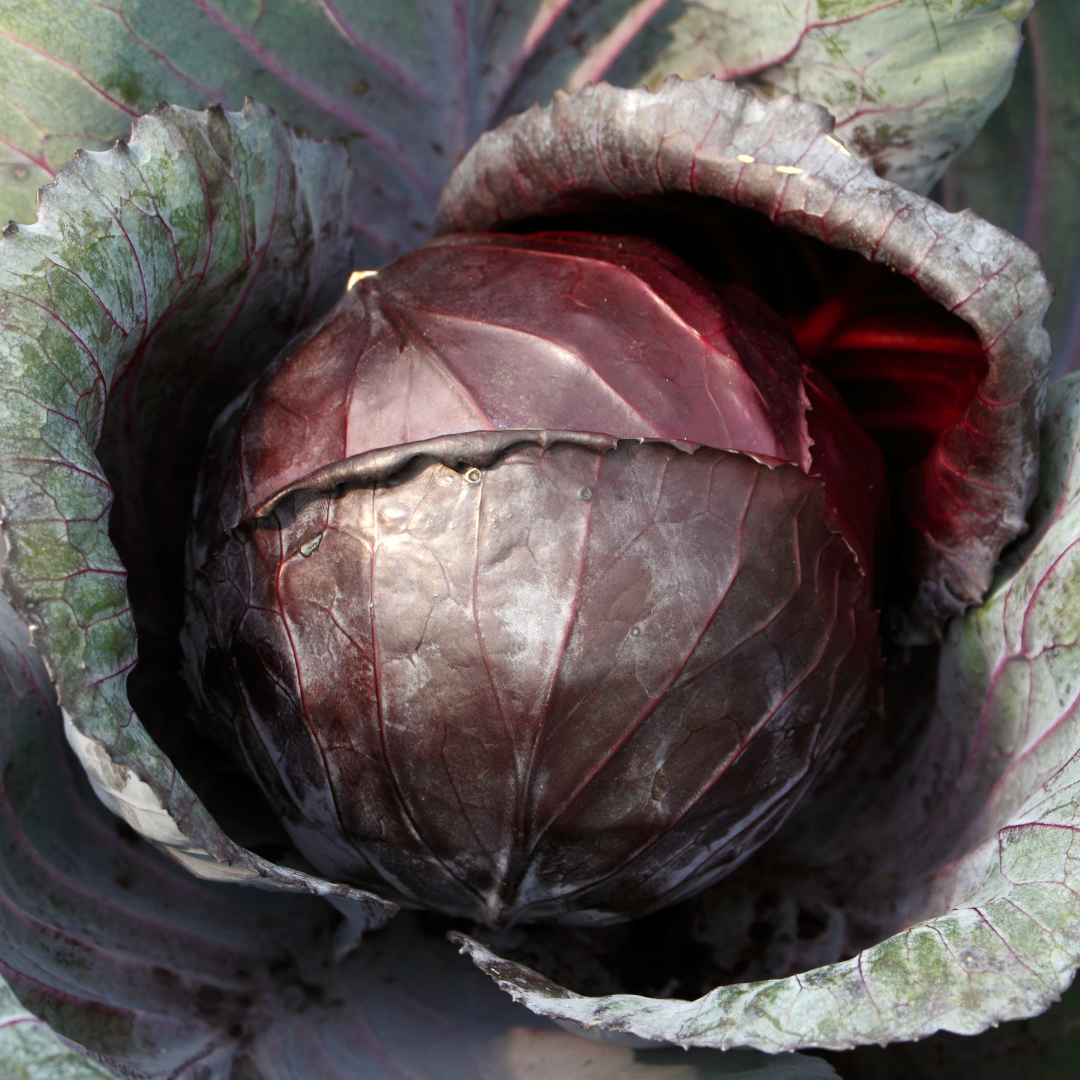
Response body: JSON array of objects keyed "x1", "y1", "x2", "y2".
[{"x1": 299, "y1": 533, "x2": 323, "y2": 557}]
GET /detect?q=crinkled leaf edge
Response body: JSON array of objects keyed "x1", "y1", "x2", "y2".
[{"x1": 0, "y1": 99, "x2": 395, "y2": 926}]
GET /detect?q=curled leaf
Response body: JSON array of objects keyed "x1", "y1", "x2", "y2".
[
  {"x1": 437, "y1": 75, "x2": 1052, "y2": 636},
  {"x1": 0, "y1": 99, "x2": 394, "y2": 922}
]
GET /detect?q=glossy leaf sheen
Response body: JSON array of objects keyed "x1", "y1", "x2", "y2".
[
  {"x1": 0, "y1": 14, "x2": 1062, "y2": 1062},
  {"x1": 212, "y1": 232, "x2": 810, "y2": 515},
  {"x1": 185, "y1": 230, "x2": 881, "y2": 926},
  {"x1": 195, "y1": 230, "x2": 883, "y2": 579}
]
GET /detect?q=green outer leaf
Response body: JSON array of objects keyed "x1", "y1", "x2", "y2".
[
  {"x1": 499, "y1": 0, "x2": 1032, "y2": 194},
  {"x1": 0, "y1": 0, "x2": 1030, "y2": 242},
  {"x1": 821, "y1": 372, "x2": 1080, "y2": 1071},
  {"x1": 0, "y1": 977, "x2": 121, "y2": 1080},
  {"x1": 817, "y1": 961, "x2": 1080, "y2": 1075},
  {"x1": 748, "y1": 0, "x2": 1030, "y2": 193},
  {"x1": 450, "y1": 371, "x2": 1080, "y2": 1051},
  {"x1": 0, "y1": 99, "x2": 394, "y2": 924}
]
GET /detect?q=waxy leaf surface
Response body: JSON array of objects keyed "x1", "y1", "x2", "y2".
[{"x1": 188, "y1": 437, "x2": 876, "y2": 926}]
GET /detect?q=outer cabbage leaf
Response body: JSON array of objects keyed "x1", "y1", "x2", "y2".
[
  {"x1": 0, "y1": 0, "x2": 1029, "y2": 241},
  {"x1": 0, "y1": 98, "x2": 394, "y2": 924},
  {"x1": 499, "y1": 0, "x2": 1032, "y2": 194},
  {"x1": 450, "y1": 368, "x2": 1080, "y2": 1051},
  {"x1": 817, "y1": 971, "x2": 1080, "y2": 1075}
]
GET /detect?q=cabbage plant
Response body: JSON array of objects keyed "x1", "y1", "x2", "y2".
[{"x1": 1, "y1": 2, "x2": 1079, "y2": 1078}]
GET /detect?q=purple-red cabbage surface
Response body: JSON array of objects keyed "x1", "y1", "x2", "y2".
[{"x1": 184, "y1": 232, "x2": 884, "y2": 926}]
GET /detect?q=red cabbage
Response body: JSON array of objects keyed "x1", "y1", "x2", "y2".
[{"x1": 184, "y1": 232, "x2": 884, "y2": 926}]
